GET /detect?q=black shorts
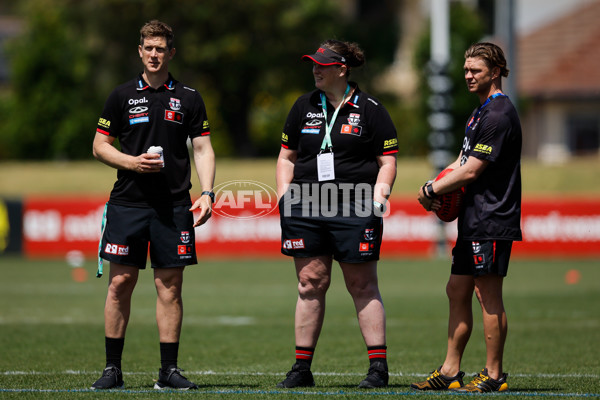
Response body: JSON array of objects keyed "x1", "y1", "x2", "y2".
[
  {"x1": 451, "y1": 239, "x2": 513, "y2": 277},
  {"x1": 280, "y1": 193, "x2": 383, "y2": 263},
  {"x1": 99, "y1": 203, "x2": 197, "y2": 268}
]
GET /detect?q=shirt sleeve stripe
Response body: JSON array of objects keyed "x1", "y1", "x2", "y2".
[
  {"x1": 382, "y1": 150, "x2": 398, "y2": 155},
  {"x1": 96, "y1": 128, "x2": 110, "y2": 136}
]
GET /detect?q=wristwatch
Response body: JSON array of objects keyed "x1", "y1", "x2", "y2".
[
  {"x1": 422, "y1": 182, "x2": 437, "y2": 199},
  {"x1": 201, "y1": 191, "x2": 215, "y2": 203}
]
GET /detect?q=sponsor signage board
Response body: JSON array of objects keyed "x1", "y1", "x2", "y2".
[{"x1": 20, "y1": 197, "x2": 600, "y2": 259}]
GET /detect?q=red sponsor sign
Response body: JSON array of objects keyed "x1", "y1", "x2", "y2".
[
  {"x1": 23, "y1": 197, "x2": 106, "y2": 258},
  {"x1": 21, "y1": 196, "x2": 600, "y2": 259},
  {"x1": 516, "y1": 197, "x2": 600, "y2": 257}
]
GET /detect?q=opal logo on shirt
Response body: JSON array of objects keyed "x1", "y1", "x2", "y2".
[{"x1": 128, "y1": 97, "x2": 148, "y2": 105}]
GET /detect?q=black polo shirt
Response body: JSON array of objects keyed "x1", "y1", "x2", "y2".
[
  {"x1": 96, "y1": 74, "x2": 210, "y2": 207},
  {"x1": 281, "y1": 83, "x2": 398, "y2": 186},
  {"x1": 459, "y1": 95, "x2": 522, "y2": 241}
]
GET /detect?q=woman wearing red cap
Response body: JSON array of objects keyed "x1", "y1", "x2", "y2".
[{"x1": 276, "y1": 39, "x2": 398, "y2": 389}]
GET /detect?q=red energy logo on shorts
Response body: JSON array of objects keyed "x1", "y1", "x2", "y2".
[
  {"x1": 105, "y1": 243, "x2": 129, "y2": 256},
  {"x1": 283, "y1": 239, "x2": 305, "y2": 250},
  {"x1": 473, "y1": 255, "x2": 485, "y2": 265},
  {"x1": 178, "y1": 245, "x2": 193, "y2": 255}
]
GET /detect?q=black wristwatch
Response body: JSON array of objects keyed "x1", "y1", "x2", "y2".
[
  {"x1": 422, "y1": 182, "x2": 437, "y2": 199},
  {"x1": 201, "y1": 191, "x2": 215, "y2": 203}
]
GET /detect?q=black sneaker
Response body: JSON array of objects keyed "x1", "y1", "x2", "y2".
[
  {"x1": 90, "y1": 366, "x2": 124, "y2": 390},
  {"x1": 453, "y1": 368, "x2": 508, "y2": 393},
  {"x1": 358, "y1": 361, "x2": 389, "y2": 388},
  {"x1": 410, "y1": 366, "x2": 465, "y2": 391},
  {"x1": 154, "y1": 367, "x2": 198, "y2": 390},
  {"x1": 277, "y1": 363, "x2": 315, "y2": 388}
]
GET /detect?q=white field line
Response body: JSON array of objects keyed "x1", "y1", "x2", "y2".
[
  {"x1": 1, "y1": 370, "x2": 599, "y2": 379},
  {"x1": 0, "y1": 388, "x2": 599, "y2": 398}
]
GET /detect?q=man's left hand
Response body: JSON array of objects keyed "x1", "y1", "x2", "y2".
[{"x1": 190, "y1": 196, "x2": 212, "y2": 227}]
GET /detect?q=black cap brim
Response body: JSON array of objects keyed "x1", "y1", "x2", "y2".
[{"x1": 302, "y1": 47, "x2": 346, "y2": 66}]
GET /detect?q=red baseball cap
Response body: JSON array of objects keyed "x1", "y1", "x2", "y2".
[{"x1": 302, "y1": 47, "x2": 346, "y2": 66}]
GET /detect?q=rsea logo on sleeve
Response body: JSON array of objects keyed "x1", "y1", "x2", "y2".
[
  {"x1": 98, "y1": 118, "x2": 111, "y2": 128},
  {"x1": 383, "y1": 138, "x2": 398, "y2": 149},
  {"x1": 474, "y1": 143, "x2": 493, "y2": 155}
]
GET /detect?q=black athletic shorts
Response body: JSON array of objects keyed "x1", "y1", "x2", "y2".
[
  {"x1": 99, "y1": 203, "x2": 197, "y2": 268},
  {"x1": 279, "y1": 190, "x2": 383, "y2": 263},
  {"x1": 451, "y1": 239, "x2": 513, "y2": 277}
]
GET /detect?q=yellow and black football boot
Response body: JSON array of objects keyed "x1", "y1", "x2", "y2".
[
  {"x1": 453, "y1": 368, "x2": 508, "y2": 393},
  {"x1": 410, "y1": 366, "x2": 465, "y2": 390}
]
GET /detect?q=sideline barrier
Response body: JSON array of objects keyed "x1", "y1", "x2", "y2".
[{"x1": 16, "y1": 196, "x2": 600, "y2": 259}]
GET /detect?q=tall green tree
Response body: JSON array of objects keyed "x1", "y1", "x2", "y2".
[
  {"x1": 0, "y1": 0, "x2": 95, "y2": 159},
  {"x1": 0, "y1": 0, "x2": 349, "y2": 159}
]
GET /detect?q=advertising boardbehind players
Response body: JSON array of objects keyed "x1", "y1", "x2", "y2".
[
  {"x1": 415, "y1": 42, "x2": 522, "y2": 393},
  {"x1": 91, "y1": 20, "x2": 215, "y2": 390},
  {"x1": 276, "y1": 39, "x2": 398, "y2": 389}
]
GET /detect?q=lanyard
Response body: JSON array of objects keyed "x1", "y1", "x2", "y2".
[
  {"x1": 466, "y1": 93, "x2": 506, "y2": 132},
  {"x1": 320, "y1": 84, "x2": 351, "y2": 151}
]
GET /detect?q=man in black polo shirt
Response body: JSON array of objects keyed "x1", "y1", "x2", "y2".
[
  {"x1": 91, "y1": 20, "x2": 215, "y2": 390},
  {"x1": 414, "y1": 42, "x2": 522, "y2": 393}
]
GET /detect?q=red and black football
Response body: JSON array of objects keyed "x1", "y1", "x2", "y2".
[{"x1": 434, "y1": 168, "x2": 464, "y2": 222}]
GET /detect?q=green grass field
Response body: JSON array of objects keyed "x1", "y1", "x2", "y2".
[
  {"x1": 1, "y1": 158, "x2": 599, "y2": 398},
  {"x1": 0, "y1": 256, "x2": 598, "y2": 399}
]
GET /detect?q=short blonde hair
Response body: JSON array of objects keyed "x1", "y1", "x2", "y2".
[{"x1": 465, "y1": 42, "x2": 509, "y2": 77}]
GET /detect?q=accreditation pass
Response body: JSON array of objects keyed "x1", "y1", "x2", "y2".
[{"x1": 317, "y1": 152, "x2": 335, "y2": 181}]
